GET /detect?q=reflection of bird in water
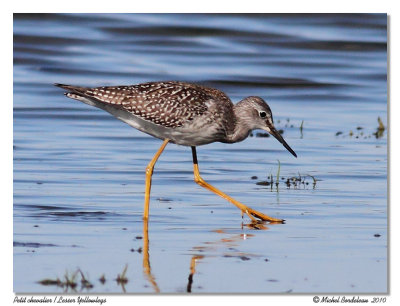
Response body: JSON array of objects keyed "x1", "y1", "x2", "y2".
[
  {"x1": 56, "y1": 81, "x2": 296, "y2": 222},
  {"x1": 142, "y1": 220, "x2": 159, "y2": 293},
  {"x1": 187, "y1": 255, "x2": 204, "y2": 293},
  {"x1": 186, "y1": 224, "x2": 269, "y2": 292},
  {"x1": 141, "y1": 207, "x2": 269, "y2": 292}
]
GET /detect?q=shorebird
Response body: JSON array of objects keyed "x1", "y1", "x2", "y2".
[{"x1": 55, "y1": 81, "x2": 297, "y2": 223}]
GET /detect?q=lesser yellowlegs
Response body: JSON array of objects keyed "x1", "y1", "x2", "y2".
[{"x1": 55, "y1": 81, "x2": 297, "y2": 223}]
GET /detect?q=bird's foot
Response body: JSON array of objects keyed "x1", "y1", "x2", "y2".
[{"x1": 243, "y1": 207, "x2": 285, "y2": 224}]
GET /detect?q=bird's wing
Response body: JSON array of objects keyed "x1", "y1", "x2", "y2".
[{"x1": 55, "y1": 81, "x2": 227, "y2": 128}]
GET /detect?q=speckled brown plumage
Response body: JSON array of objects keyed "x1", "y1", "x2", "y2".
[
  {"x1": 56, "y1": 81, "x2": 231, "y2": 129},
  {"x1": 55, "y1": 81, "x2": 296, "y2": 157}
]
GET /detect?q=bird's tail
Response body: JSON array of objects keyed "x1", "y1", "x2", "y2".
[{"x1": 54, "y1": 83, "x2": 89, "y2": 94}]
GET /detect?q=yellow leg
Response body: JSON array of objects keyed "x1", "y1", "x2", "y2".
[
  {"x1": 144, "y1": 139, "x2": 169, "y2": 220},
  {"x1": 191, "y1": 147, "x2": 284, "y2": 223}
]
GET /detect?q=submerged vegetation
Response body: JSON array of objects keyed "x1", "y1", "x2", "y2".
[
  {"x1": 115, "y1": 264, "x2": 129, "y2": 292},
  {"x1": 38, "y1": 265, "x2": 129, "y2": 293},
  {"x1": 374, "y1": 117, "x2": 386, "y2": 139},
  {"x1": 336, "y1": 116, "x2": 386, "y2": 139},
  {"x1": 254, "y1": 160, "x2": 319, "y2": 190}
]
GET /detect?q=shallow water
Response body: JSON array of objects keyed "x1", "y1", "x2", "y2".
[{"x1": 13, "y1": 13, "x2": 387, "y2": 293}]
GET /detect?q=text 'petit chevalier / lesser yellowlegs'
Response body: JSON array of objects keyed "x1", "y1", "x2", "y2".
[{"x1": 55, "y1": 81, "x2": 297, "y2": 223}]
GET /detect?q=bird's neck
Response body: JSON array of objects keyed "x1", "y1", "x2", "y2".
[{"x1": 224, "y1": 103, "x2": 252, "y2": 143}]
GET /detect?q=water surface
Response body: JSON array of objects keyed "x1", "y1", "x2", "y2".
[{"x1": 13, "y1": 13, "x2": 387, "y2": 293}]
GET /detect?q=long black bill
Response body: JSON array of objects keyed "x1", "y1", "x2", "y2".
[{"x1": 268, "y1": 126, "x2": 297, "y2": 158}]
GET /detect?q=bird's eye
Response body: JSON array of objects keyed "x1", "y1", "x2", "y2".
[{"x1": 259, "y1": 111, "x2": 267, "y2": 118}]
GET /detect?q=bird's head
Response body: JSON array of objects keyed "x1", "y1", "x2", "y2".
[{"x1": 237, "y1": 96, "x2": 297, "y2": 158}]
